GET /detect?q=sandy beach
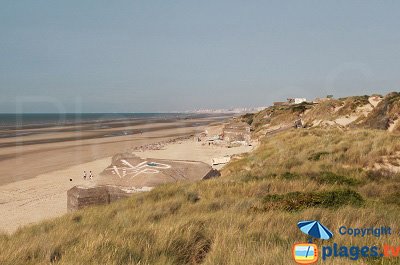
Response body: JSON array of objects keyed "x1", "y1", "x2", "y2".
[
  {"x1": 0, "y1": 115, "x2": 227, "y2": 185},
  {"x1": 0, "y1": 115, "x2": 254, "y2": 233}
]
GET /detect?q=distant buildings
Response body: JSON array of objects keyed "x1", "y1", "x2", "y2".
[{"x1": 188, "y1": 107, "x2": 267, "y2": 114}]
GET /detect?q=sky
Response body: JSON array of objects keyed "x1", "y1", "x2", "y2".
[{"x1": 1, "y1": 1, "x2": 399, "y2": 113}]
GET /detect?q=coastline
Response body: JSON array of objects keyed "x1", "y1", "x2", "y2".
[
  {"x1": 0, "y1": 115, "x2": 226, "y2": 186},
  {"x1": 0, "y1": 114, "x2": 255, "y2": 233}
]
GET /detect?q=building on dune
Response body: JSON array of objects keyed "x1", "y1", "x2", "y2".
[{"x1": 288, "y1": 98, "x2": 307, "y2": 104}]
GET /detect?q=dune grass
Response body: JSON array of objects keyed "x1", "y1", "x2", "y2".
[{"x1": 0, "y1": 128, "x2": 400, "y2": 264}]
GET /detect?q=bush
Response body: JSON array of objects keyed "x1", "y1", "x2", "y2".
[
  {"x1": 241, "y1": 113, "x2": 254, "y2": 125},
  {"x1": 261, "y1": 189, "x2": 364, "y2": 211},
  {"x1": 310, "y1": 171, "x2": 360, "y2": 186}
]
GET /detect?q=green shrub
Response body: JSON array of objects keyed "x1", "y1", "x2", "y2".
[
  {"x1": 310, "y1": 171, "x2": 360, "y2": 186},
  {"x1": 241, "y1": 113, "x2": 254, "y2": 125},
  {"x1": 261, "y1": 189, "x2": 364, "y2": 211}
]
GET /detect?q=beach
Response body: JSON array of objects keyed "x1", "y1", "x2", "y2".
[
  {"x1": 0, "y1": 114, "x2": 254, "y2": 233},
  {"x1": 0, "y1": 114, "x2": 226, "y2": 185}
]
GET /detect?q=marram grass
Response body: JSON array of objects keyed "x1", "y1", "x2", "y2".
[{"x1": 1, "y1": 128, "x2": 399, "y2": 265}]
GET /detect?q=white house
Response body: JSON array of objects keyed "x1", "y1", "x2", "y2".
[{"x1": 294, "y1": 98, "x2": 307, "y2": 104}]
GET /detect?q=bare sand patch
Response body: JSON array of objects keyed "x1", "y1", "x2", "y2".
[
  {"x1": 0, "y1": 157, "x2": 109, "y2": 233},
  {"x1": 368, "y1": 96, "x2": 383, "y2": 107},
  {"x1": 334, "y1": 116, "x2": 359, "y2": 126},
  {"x1": 388, "y1": 118, "x2": 400, "y2": 132},
  {"x1": 134, "y1": 140, "x2": 255, "y2": 170}
]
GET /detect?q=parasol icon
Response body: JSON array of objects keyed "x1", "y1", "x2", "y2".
[{"x1": 297, "y1": 220, "x2": 333, "y2": 240}]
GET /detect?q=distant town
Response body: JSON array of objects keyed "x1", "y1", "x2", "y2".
[
  {"x1": 184, "y1": 107, "x2": 268, "y2": 114},
  {"x1": 187, "y1": 95, "x2": 340, "y2": 114}
]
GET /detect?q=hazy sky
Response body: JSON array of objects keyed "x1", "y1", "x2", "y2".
[{"x1": 1, "y1": 1, "x2": 399, "y2": 113}]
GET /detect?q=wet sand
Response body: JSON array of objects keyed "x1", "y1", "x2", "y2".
[{"x1": 0, "y1": 116, "x2": 226, "y2": 185}]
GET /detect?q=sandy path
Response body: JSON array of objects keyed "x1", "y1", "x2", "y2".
[{"x1": 135, "y1": 140, "x2": 254, "y2": 170}]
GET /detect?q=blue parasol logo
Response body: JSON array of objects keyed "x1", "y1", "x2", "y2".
[
  {"x1": 293, "y1": 220, "x2": 333, "y2": 264},
  {"x1": 297, "y1": 220, "x2": 333, "y2": 242}
]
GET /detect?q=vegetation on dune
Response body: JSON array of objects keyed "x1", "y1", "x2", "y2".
[
  {"x1": 336, "y1": 95, "x2": 370, "y2": 113},
  {"x1": 260, "y1": 102, "x2": 314, "y2": 127},
  {"x1": 358, "y1": 92, "x2": 400, "y2": 131},
  {"x1": 247, "y1": 92, "x2": 400, "y2": 133},
  {"x1": 1, "y1": 127, "x2": 400, "y2": 264},
  {"x1": 240, "y1": 113, "x2": 255, "y2": 127}
]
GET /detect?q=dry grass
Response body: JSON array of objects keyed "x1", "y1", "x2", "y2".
[{"x1": 0, "y1": 128, "x2": 400, "y2": 264}]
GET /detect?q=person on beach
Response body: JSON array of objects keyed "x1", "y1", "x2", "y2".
[
  {"x1": 89, "y1": 171, "x2": 93, "y2": 180},
  {"x1": 83, "y1": 171, "x2": 87, "y2": 180}
]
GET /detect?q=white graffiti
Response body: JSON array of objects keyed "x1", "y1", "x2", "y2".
[{"x1": 105, "y1": 159, "x2": 171, "y2": 178}]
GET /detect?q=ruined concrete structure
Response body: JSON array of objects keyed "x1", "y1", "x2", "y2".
[
  {"x1": 99, "y1": 155, "x2": 217, "y2": 188},
  {"x1": 202, "y1": 169, "x2": 221, "y2": 179},
  {"x1": 222, "y1": 121, "x2": 251, "y2": 144},
  {"x1": 67, "y1": 155, "x2": 221, "y2": 211},
  {"x1": 67, "y1": 185, "x2": 134, "y2": 212}
]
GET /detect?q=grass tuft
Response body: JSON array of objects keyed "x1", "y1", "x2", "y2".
[
  {"x1": 187, "y1": 192, "x2": 201, "y2": 203},
  {"x1": 166, "y1": 221, "x2": 212, "y2": 264},
  {"x1": 384, "y1": 192, "x2": 400, "y2": 205},
  {"x1": 71, "y1": 215, "x2": 82, "y2": 223},
  {"x1": 308, "y1": 151, "x2": 330, "y2": 161},
  {"x1": 49, "y1": 247, "x2": 62, "y2": 263}
]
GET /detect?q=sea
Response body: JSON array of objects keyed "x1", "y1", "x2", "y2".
[{"x1": 0, "y1": 113, "x2": 195, "y2": 129}]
